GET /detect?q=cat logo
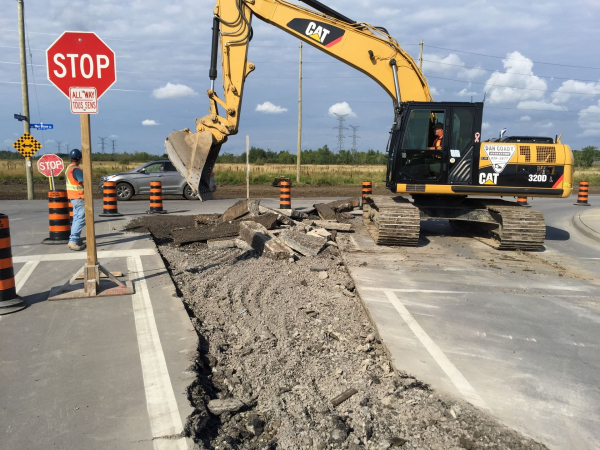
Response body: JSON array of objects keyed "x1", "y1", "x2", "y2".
[
  {"x1": 287, "y1": 18, "x2": 345, "y2": 48},
  {"x1": 479, "y1": 173, "x2": 499, "y2": 185}
]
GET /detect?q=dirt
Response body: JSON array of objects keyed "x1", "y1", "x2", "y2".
[
  {"x1": 0, "y1": 180, "x2": 388, "y2": 201},
  {"x1": 127, "y1": 215, "x2": 547, "y2": 450}
]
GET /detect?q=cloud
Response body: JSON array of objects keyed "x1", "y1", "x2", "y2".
[
  {"x1": 423, "y1": 53, "x2": 485, "y2": 80},
  {"x1": 44, "y1": 139, "x2": 56, "y2": 144},
  {"x1": 457, "y1": 88, "x2": 478, "y2": 97},
  {"x1": 152, "y1": 83, "x2": 198, "y2": 99},
  {"x1": 255, "y1": 101, "x2": 288, "y2": 114},
  {"x1": 429, "y1": 86, "x2": 440, "y2": 97},
  {"x1": 484, "y1": 51, "x2": 547, "y2": 104},
  {"x1": 520, "y1": 116, "x2": 531, "y2": 122},
  {"x1": 517, "y1": 101, "x2": 567, "y2": 111},
  {"x1": 539, "y1": 122, "x2": 554, "y2": 129},
  {"x1": 328, "y1": 102, "x2": 356, "y2": 118},
  {"x1": 142, "y1": 119, "x2": 160, "y2": 126},
  {"x1": 551, "y1": 80, "x2": 600, "y2": 104},
  {"x1": 482, "y1": 122, "x2": 491, "y2": 130},
  {"x1": 110, "y1": 134, "x2": 118, "y2": 138},
  {"x1": 578, "y1": 100, "x2": 600, "y2": 137},
  {"x1": 373, "y1": 7, "x2": 400, "y2": 17}
]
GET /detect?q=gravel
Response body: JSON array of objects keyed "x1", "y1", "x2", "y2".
[{"x1": 154, "y1": 229, "x2": 548, "y2": 450}]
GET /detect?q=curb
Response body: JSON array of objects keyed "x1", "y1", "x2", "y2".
[{"x1": 572, "y1": 211, "x2": 600, "y2": 244}]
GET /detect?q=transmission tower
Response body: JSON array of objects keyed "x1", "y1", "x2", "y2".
[
  {"x1": 350, "y1": 125, "x2": 361, "y2": 152},
  {"x1": 66, "y1": 143, "x2": 70, "y2": 153},
  {"x1": 333, "y1": 113, "x2": 348, "y2": 152},
  {"x1": 110, "y1": 139, "x2": 117, "y2": 154},
  {"x1": 56, "y1": 141, "x2": 62, "y2": 154},
  {"x1": 98, "y1": 136, "x2": 107, "y2": 153}
]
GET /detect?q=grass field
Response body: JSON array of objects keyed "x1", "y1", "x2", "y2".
[{"x1": 0, "y1": 159, "x2": 598, "y2": 186}]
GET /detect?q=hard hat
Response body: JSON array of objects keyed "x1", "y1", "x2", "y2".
[{"x1": 69, "y1": 149, "x2": 82, "y2": 159}]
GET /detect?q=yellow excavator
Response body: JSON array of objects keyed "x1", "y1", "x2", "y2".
[{"x1": 165, "y1": 0, "x2": 574, "y2": 250}]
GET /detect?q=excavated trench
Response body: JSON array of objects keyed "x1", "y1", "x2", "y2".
[{"x1": 127, "y1": 215, "x2": 547, "y2": 450}]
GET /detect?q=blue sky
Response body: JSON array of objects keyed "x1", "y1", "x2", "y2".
[{"x1": 1, "y1": 0, "x2": 600, "y2": 157}]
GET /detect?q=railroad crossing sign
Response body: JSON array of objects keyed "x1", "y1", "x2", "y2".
[
  {"x1": 37, "y1": 154, "x2": 64, "y2": 177},
  {"x1": 13, "y1": 132, "x2": 42, "y2": 158}
]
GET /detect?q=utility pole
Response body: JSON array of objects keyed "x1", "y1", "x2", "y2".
[
  {"x1": 18, "y1": 0, "x2": 33, "y2": 200},
  {"x1": 297, "y1": 41, "x2": 302, "y2": 184},
  {"x1": 98, "y1": 136, "x2": 107, "y2": 153},
  {"x1": 333, "y1": 113, "x2": 348, "y2": 152},
  {"x1": 419, "y1": 39, "x2": 424, "y2": 72},
  {"x1": 110, "y1": 138, "x2": 116, "y2": 155}
]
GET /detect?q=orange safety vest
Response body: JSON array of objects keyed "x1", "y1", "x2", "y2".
[
  {"x1": 66, "y1": 163, "x2": 84, "y2": 199},
  {"x1": 432, "y1": 136, "x2": 443, "y2": 149}
]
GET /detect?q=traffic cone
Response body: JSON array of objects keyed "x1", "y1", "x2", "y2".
[
  {"x1": 147, "y1": 181, "x2": 167, "y2": 214},
  {"x1": 99, "y1": 181, "x2": 123, "y2": 217},
  {"x1": 517, "y1": 197, "x2": 529, "y2": 206},
  {"x1": 574, "y1": 181, "x2": 590, "y2": 206},
  {"x1": 279, "y1": 179, "x2": 291, "y2": 209},
  {"x1": 0, "y1": 214, "x2": 26, "y2": 315},
  {"x1": 42, "y1": 190, "x2": 71, "y2": 245}
]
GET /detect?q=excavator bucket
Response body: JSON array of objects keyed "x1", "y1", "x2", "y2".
[{"x1": 165, "y1": 130, "x2": 222, "y2": 201}]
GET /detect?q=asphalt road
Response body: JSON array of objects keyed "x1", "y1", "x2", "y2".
[{"x1": 338, "y1": 195, "x2": 600, "y2": 450}]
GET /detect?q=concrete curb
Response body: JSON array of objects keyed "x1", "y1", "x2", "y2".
[{"x1": 572, "y1": 210, "x2": 600, "y2": 244}]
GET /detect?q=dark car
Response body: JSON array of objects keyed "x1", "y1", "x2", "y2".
[{"x1": 99, "y1": 160, "x2": 216, "y2": 200}]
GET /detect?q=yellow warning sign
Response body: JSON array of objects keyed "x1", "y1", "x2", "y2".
[{"x1": 12, "y1": 132, "x2": 42, "y2": 158}]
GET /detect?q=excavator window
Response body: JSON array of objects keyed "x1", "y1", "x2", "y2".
[
  {"x1": 400, "y1": 109, "x2": 445, "y2": 181},
  {"x1": 450, "y1": 107, "x2": 475, "y2": 152}
]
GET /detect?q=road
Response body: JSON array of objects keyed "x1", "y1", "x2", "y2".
[{"x1": 338, "y1": 195, "x2": 600, "y2": 450}]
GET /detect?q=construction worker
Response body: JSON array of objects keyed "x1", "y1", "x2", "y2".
[
  {"x1": 429, "y1": 123, "x2": 444, "y2": 150},
  {"x1": 66, "y1": 149, "x2": 86, "y2": 251}
]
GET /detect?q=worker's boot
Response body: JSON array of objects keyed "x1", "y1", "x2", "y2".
[{"x1": 68, "y1": 242, "x2": 86, "y2": 251}]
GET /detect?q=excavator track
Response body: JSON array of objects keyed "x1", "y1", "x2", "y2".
[
  {"x1": 475, "y1": 201, "x2": 546, "y2": 251},
  {"x1": 363, "y1": 196, "x2": 420, "y2": 246}
]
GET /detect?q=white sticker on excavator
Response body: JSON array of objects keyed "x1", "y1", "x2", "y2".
[{"x1": 482, "y1": 144, "x2": 516, "y2": 174}]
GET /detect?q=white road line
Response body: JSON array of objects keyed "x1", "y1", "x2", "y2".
[
  {"x1": 364, "y1": 287, "x2": 471, "y2": 294},
  {"x1": 383, "y1": 289, "x2": 489, "y2": 410},
  {"x1": 14, "y1": 261, "x2": 39, "y2": 293},
  {"x1": 349, "y1": 235, "x2": 361, "y2": 250},
  {"x1": 13, "y1": 248, "x2": 156, "y2": 263},
  {"x1": 127, "y1": 256, "x2": 188, "y2": 450}
]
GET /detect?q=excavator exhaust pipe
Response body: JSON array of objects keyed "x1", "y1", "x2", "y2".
[{"x1": 165, "y1": 129, "x2": 222, "y2": 201}]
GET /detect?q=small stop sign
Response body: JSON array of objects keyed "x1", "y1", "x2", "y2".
[
  {"x1": 37, "y1": 154, "x2": 65, "y2": 177},
  {"x1": 46, "y1": 32, "x2": 116, "y2": 99}
]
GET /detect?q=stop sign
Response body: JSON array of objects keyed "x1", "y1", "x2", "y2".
[
  {"x1": 46, "y1": 32, "x2": 116, "y2": 99},
  {"x1": 37, "y1": 154, "x2": 65, "y2": 177}
]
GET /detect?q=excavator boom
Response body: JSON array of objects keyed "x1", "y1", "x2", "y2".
[{"x1": 165, "y1": 0, "x2": 431, "y2": 198}]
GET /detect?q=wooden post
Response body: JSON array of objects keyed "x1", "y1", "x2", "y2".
[
  {"x1": 246, "y1": 135, "x2": 250, "y2": 199},
  {"x1": 80, "y1": 113, "x2": 99, "y2": 295},
  {"x1": 297, "y1": 41, "x2": 302, "y2": 184}
]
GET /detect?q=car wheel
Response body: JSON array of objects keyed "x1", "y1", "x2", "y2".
[
  {"x1": 116, "y1": 182, "x2": 134, "y2": 201},
  {"x1": 183, "y1": 184, "x2": 197, "y2": 200}
]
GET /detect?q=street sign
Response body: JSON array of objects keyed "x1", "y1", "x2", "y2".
[
  {"x1": 70, "y1": 87, "x2": 98, "y2": 114},
  {"x1": 14, "y1": 113, "x2": 27, "y2": 121},
  {"x1": 46, "y1": 31, "x2": 116, "y2": 100},
  {"x1": 30, "y1": 123, "x2": 54, "y2": 130},
  {"x1": 13, "y1": 133, "x2": 42, "y2": 158},
  {"x1": 37, "y1": 154, "x2": 64, "y2": 177}
]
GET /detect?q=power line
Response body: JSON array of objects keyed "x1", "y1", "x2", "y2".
[{"x1": 424, "y1": 44, "x2": 600, "y2": 71}]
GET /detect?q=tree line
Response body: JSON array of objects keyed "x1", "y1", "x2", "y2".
[{"x1": 217, "y1": 145, "x2": 388, "y2": 165}]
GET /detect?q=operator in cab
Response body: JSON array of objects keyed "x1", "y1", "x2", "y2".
[
  {"x1": 65, "y1": 149, "x2": 86, "y2": 251},
  {"x1": 429, "y1": 123, "x2": 444, "y2": 149}
]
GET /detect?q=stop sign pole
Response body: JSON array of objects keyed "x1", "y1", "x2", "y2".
[{"x1": 46, "y1": 32, "x2": 131, "y2": 299}]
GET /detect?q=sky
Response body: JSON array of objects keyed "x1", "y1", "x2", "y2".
[{"x1": 1, "y1": 0, "x2": 600, "y2": 157}]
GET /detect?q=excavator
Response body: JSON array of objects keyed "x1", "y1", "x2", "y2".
[{"x1": 165, "y1": 0, "x2": 574, "y2": 251}]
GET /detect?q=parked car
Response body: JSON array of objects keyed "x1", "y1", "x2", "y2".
[{"x1": 99, "y1": 160, "x2": 216, "y2": 201}]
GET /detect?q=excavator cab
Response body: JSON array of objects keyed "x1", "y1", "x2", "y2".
[{"x1": 387, "y1": 101, "x2": 484, "y2": 191}]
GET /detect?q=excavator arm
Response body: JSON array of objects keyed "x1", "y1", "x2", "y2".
[{"x1": 165, "y1": 0, "x2": 432, "y2": 198}]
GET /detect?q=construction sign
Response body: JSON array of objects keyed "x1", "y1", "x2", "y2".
[{"x1": 13, "y1": 132, "x2": 42, "y2": 158}]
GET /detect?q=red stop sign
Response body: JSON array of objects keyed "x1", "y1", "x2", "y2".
[
  {"x1": 46, "y1": 32, "x2": 116, "y2": 99},
  {"x1": 37, "y1": 154, "x2": 65, "y2": 177}
]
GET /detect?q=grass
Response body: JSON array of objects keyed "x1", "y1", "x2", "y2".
[
  {"x1": 0, "y1": 159, "x2": 140, "y2": 182},
  {"x1": 0, "y1": 159, "x2": 598, "y2": 186}
]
